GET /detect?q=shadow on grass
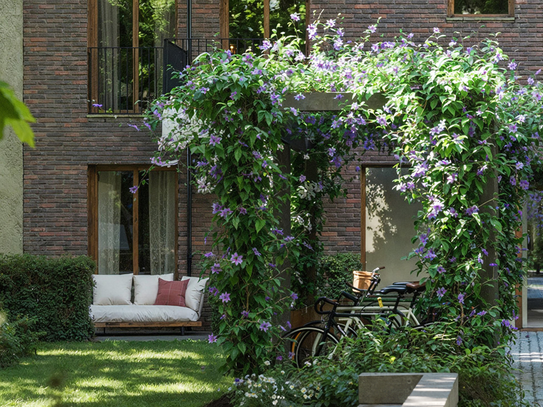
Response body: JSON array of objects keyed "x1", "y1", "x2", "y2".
[{"x1": 0, "y1": 340, "x2": 231, "y2": 407}]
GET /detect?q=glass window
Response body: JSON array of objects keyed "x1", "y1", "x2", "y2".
[
  {"x1": 451, "y1": 0, "x2": 510, "y2": 15},
  {"x1": 93, "y1": 168, "x2": 177, "y2": 275}
]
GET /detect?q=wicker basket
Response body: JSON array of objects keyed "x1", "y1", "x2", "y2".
[{"x1": 353, "y1": 270, "x2": 373, "y2": 290}]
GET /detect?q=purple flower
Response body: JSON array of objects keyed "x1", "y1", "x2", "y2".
[
  {"x1": 437, "y1": 266, "x2": 446, "y2": 274},
  {"x1": 368, "y1": 25, "x2": 377, "y2": 33},
  {"x1": 260, "y1": 40, "x2": 272, "y2": 51},
  {"x1": 92, "y1": 103, "x2": 103, "y2": 108},
  {"x1": 490, "y1": 262, "x2": 498, "y2": 267},
  {"x1": 449, "y1": 256, "x2": 456, "y2": 263},
  {"x1": 433, "y1": 27, "x2": 440, "y2": 34},
  {"x1": 208, "y1": 334, "x2": 218, "y2": 343},
  {"x1": 477, "y1": 311, "x2": 487, "y2": 317},
  {"x1": 482, "y1": 249, "x2": 488, "y2": 256},
  {"x1": 259, "y1": 321, "x2": 272, "y2": 332},
  {"x1": 241, "y1": 310, "x2": 249, "y2": 318},
  {"x1": 508, "y1": 61, "x2": 517, "y2": 70},
  {"x1": 376, "y1": 116, "x2": 387, "y2": 126},
  {"x1": 424, "y1": 249, "x2": 437, "y2": 260},
  {"x1": 290, "y1": 13, "x2": 300, "y2": 21},
  {"x1": 230, "y1": 252, "x2": 243, "y2": 265},
  {"x1": 294, "y1": 93, "x2": 305, "y2": 101},
  {"x1": 508, "y1": 123, "x2": 518, "y2": 133},
  {"x1": 465, "y1": 206, "x2": 479, "y2": 216},
  {"x1": 252, "y1": 248, "x2": 261, "y2": 257},
  {"x1": 510, "y1": 176, "x2": 516, "y2": 186},
  {"x1": 291, "y1": 293, "x2": 298, "y2": 300},
  {"x1": 239, "y1": 207, "x2": 247, "y2": 215},
  {"x1": 276, "y1": 355, "x2": 283, "y2": 361},
  {"x1": 307, "y1": 24, "x2": 317, "y2": 40},
  {"x1": 520, "y1": 180, "x2": 530, "y2": 190},
  {"x1": 211, "y1": 263, "x2": 221, "y2": 274},
  {"x1": 219, "y1": 292, "x2": 231, "y2": 303},
  {"x1": 449, "y1": 208, "x2": 458, "y2": 218},
  {"x1": 456, "y1": 336, "x2": 463, "y2": 346},
  {"x1": 458, "y1": 293, "x2": 465, "y2": 304},
  {"x1": 210, "y1": 135, "x2": 222, "y2": 146},
  {"x1": 129, "y1": 185, "x2": 139, "y2": 194},
  {"x1": 204, "y1": 252, "x2": 214, "y2": 258},
  {"x1": 446, "y1": 173, "x2": 457, "y2": 184},
  {"x1": 437, "y1": 287, "x2": 447, "y2": 298}
]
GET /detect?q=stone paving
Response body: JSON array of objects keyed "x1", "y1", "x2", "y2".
[{"x1": 511, "y1": 331, "x2": 543, "y2": 406}]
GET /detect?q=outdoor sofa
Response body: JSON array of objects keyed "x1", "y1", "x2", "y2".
[{"x1": 90, "y1": 273, "x2": 208, "y2": 333}]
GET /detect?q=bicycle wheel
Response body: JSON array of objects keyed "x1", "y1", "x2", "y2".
[{"x1": 282, "y1": 326, "x2": 339, "y2": 368}]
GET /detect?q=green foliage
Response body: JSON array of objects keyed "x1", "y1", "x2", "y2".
[
  {"x1": 0, "y1": 254, "x2": 95, "y2": 341},
  {"x1": 145, "y1": 17, "x2": 543, "y2": 375},
  {"x1": 0, "y1": 312, "x2": 43, "y2": 368},
  {"x1": 453, "y1": 0, "x2": 509, "y2": 15},
  {"x1": 0, "y1": 80, "x2": 35, "y2": 147},
  {"x1": 315, "y1": 252, "x2": 363, "y2": 300},
  {"x1": 234, "y1": 322, "x2": 527, "y2": 406}
]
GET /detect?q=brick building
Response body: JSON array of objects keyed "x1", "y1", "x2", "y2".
[{"x1": 0, "y1": 0, "x2": 539, "y2": 327}]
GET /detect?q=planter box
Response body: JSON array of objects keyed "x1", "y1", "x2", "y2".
[{"x1": 359, "y1": 373, "x2": 458, "y2": 407}]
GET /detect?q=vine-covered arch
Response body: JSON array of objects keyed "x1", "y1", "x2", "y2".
[{"x1": 145, "y1": 19, "x2": 542, "y2": 374}]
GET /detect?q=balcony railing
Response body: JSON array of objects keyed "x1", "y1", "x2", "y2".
[{"x1": 88, "y1": 38, "x2": 265, "y2": 114}]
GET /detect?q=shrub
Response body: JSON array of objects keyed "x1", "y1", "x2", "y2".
[
  {"x1": 0, "y1": 254, "x2": 95, "y2": 341},
  {"x1": 316, "y1": 252, "x2": 363, "y2": 300},
  {"x1": 0, "y1": 311, "x2": 43, "y2": 368},
  {"x1": 296, "y1": 322, "x2": 528, "y2": 407}
]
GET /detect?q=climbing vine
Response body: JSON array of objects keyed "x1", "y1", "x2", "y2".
[{"x1": 144, "y1": 18, "x2": 543, "y2": 374}]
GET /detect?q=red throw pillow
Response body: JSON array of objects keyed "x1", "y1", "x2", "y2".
[{"x1": 154, "y1": 278, "x2": 189, "y2": 306}]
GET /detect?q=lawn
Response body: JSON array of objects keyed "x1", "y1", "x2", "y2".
[{"x1": 0, "y1": 339, "x2": 232, "y2": 406}]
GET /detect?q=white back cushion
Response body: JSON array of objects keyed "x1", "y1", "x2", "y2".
[
  {"x1": 133, "y1": 273, "x2": 174, "y2": 305},
  {"x1": 181, "y1": 276, "x2": 209, "y2": 313},
  {"x1": 93, "y1": 274, "x2": 133, "y2": 305}
]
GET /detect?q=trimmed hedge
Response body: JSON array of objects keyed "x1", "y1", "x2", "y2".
[{"x1": 0, "y1": 255, "x2": 95, "y2": 341}]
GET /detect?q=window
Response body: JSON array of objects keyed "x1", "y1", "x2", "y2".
[
  {"x1": 225, "y1": 0, "x2": 306, "y2": 53},
  {"x1": 88, "y1": 0, "x2": 177, "y2": 114},
  {"x1": 88, "y1": 166, "x2": 178, "y2": 275},
  {"x1": 448, "y1": 0, "x2": 513, "y2": 16}
]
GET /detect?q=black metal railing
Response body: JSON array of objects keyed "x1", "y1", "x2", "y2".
[
  {"x1": 88, "y1": 46, "x2": 163, "y2": 114},
  {"x1": 88, "y1": 38, "x2": 265, "y2": 114}
]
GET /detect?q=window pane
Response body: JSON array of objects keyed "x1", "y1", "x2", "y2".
[
  {"x1": 147, "y1": 171, "x2": 177, "y2": 275},
  {"x1": 97, "y1": 171, "x2": 134, "y2": 274},
  {"x1": 454, "y1": 0, "x2": 508, "y2": 14}
]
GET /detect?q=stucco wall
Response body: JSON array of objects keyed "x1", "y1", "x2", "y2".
[
  {"x1": 0, "y1": 0, "x2": 24, "y2": 254},
  {"x1": 365, "y1": 168, "x2": 424, "y2": 286}
]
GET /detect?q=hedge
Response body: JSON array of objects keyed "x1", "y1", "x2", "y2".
[{"x1": 0, "y1": 254, "x2": 95, "y2": 341}]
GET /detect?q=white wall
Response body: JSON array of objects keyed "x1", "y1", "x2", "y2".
[{"x1": 365, "y1": 167, "x2": 425, "y2": 287}]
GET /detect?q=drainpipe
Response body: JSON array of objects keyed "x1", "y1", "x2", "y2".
[
  {"x1": 187, "y1": 148, "x2": 193, "y2": 276},
  {"x1": 186, "y1": 0, "x2": 193, "y2": 277}
]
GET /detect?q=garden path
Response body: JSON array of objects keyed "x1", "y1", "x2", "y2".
[{"x1": 512, "y1": 331, "x2": 543, "y2": 405}]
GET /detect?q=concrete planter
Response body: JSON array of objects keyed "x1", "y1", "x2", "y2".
[{"x1": 358, "y1": 373, "x2": 458, "y2": 407}]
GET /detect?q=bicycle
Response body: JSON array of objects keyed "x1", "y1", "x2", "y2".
[{"x1": 283, "y1": 279, "x2": 427, "y2": 367}]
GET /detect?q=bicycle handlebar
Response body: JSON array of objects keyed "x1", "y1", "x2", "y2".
[{"x1": 314, "y1": 296, "x2": 339, "y2": 315}]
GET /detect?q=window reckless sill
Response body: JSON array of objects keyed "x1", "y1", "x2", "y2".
[{"x1": 446, "y1": 16, "x2": 515, "y2": 22}]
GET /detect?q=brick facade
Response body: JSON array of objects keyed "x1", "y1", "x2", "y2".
[{"x1": 21, "y1": 0, "x2": 543, "y2": 328}]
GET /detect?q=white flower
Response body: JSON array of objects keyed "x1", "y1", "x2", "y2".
[{"x1": 264, "y1": 360, "x2": 271, "y2": 366}]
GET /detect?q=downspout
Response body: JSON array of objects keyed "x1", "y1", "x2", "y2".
[
  {"x1": 187, "y1": 148, "x2": 193, "y2": 276},
  {"x1": 186, "y1": 0, "x2": 193, "y2": 277}
]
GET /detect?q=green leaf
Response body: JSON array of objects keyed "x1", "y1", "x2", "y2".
[
  {"x1": 255, "y1": 219, "x2": 266, "y2": 233},
  {"x1": 490, "y1": 218, "x2": 502, "y2": 232}
]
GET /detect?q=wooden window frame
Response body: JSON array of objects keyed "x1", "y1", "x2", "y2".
[
  {"x1": 87, "y1": 0, "x2": 178, "y2": 114},
  {"x1": 447, "y1": 0, "x2": 515, "y2": 18},
  {"x1": 88, "y1": 165, "x2": 179, "y2": 275}
]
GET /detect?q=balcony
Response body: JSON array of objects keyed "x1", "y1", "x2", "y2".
[{"x1": 87, "y1": 38, "x2": 264, "y2": 115}]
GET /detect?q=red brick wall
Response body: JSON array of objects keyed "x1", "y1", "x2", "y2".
[{"x1": 309, "y1": 0, "x2": 543, "y2": 76}]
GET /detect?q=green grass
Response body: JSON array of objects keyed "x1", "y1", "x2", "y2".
[{"x1": 0, "y1": 340, "x2": 232, "y2": 406}]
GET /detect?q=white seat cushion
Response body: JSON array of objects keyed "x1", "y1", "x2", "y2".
[
  {"x1": 93, "y1": 274, "x2": 133, "y2": 305},
  {"x1": 90, "y1": 304, "x2": 200, "y2": 323},
  {"x1": 181, "y1": 276, "x2": 209, "y2": 313},
  {"x1": 133, "y1": 273, "x2": 174, "y2": 305}
]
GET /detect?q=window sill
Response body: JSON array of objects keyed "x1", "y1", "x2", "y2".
[
  {"x1": 87, "y1": 114, "x2": 145, "y2": 119},
  {"x1": 446, "y1": 16, "x2": 515, "y2": 22}
]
